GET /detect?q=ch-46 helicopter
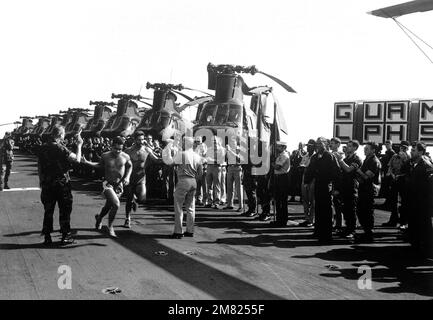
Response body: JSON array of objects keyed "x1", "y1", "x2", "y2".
[
  {"x1": 13, "y1": 116, "x2": 34, "y2": 141},
  {"x1": 58, "y1": 109, "x2": 76, "y2": 129},
  {"x1": 135, "y1": 82, "x2": 213, "y2": 141},
  {"x1": 192, "y1": 63, "x2": 295, "y2": 161},
  {"x1": 41, "y1": 114, "x2": 64, "y2": 142},
  {"x1": 64, "y1": 108, "x2": 93, "y2": 139},
  {"x1": 81, "y1": 101, "x2": 115, "y2": 138},
  {"x1": 99, "y1": 94, "x2": 142, "y2": 138},
  {"x1": 29, "y1": 116, "x2": 51, "y2": 138}
]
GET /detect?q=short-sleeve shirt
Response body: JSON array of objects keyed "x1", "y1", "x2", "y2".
[
  {"x1": 359, "y1": 154, "x2": 381, "y2": 191},
  {"x1": 173, "y1": 149, "x2": 203, "y2": 179},
  {"x1": 341, "y1": 153, "x2": 362, "y2": 190},
  {"x1": 274, "y1": 150, "x2": 291, "y2": 175},
  {"x1": 36, "y1": 142, "x2": 72, "y2": 185}
]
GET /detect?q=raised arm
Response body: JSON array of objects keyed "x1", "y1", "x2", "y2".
[
  {"x1": 336, "y1": 154, "x2": 359, "y2": 173},
  {"x1": 83, "y1": 153, "x2": 104, "y2": 169},
  {"x1": 68, "y1": 133, "x2": 83, "y2": 163},
  {"x1": 145, "y1": 146, "x2": 159, "y2": 161}
]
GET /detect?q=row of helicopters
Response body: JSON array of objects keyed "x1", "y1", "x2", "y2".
[
  {"x1": 12, "y1": 63, "x2": 295, "y2": 154},
  {"x1": 10, "y1": 0, "x2": 433, "y2": 149}
]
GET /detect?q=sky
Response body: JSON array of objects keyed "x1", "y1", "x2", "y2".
[{"x1": 1, "y1": 0, "x2": 432, "y2": 150}]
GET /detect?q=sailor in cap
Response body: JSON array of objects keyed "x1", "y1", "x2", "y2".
[{"x1": 270, "y1": 141, "x2": 291, "y2": 226}]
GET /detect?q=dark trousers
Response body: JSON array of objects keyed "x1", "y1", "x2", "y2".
[
  {"x1": 380, "y1": 174, "x2": 392, "y2": 203},
  {"x1": 332, "y1": 192, "x2": 343, "y2": 228},
  {"x1": 341, "y1": 191, "x2": 358, "y2": 233},
  {"x1": 408, "y1": 205, "x2": 433, "y2": 256},
  {"x1": 4, "y1": 161, "x2": 11, "y2": 184},
  {"x1": 314, "y1": 183, "x2": 333, "y2": 241},
  {"x1": 389, "y1": 176, "x2": 408, "y2": 224},
  {"x1": 289, "y1": 167, "x2": 302, "y2": 198},
  {"x1": 41, "y1": 181, "x2": 73, "y2": 235},
  {"x1": 275, "y1": 173, "x2": 289, "y2": 224},
  {"x1": 0, "y1": 161, "x2": 12, "y2": 187},
  {"x1": 257, "y1": 175, "x2": 271, "y2": 214},
  {"x1": 357, "y1": 188, "x2": 375, "y2": 234},
  {"x1": 243, "y1": 174, "x2": 257, "y2": 212}
]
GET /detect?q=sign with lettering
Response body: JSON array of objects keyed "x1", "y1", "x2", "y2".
[
  {"x1": 363, "y1": 124, "x2": 384, "y2": 144},
  {"x1": 333, "y1": 102, "x2": 355, "y2": 142},
  {"x1": 418, "y1": 100, "x2": 433, "y2": 144},
  {"x1": 334, "y1": 100, "x2": 433, "y2": 146},
  {"x1": 364, "y1": 102, "x2": 385, "y2": 123},
  {"x1": 361, "y1": 101, "x2": 409, "y2": 144}
]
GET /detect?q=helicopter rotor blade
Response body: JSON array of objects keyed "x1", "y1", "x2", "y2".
[
  {"x1": 176, "y1": 96, "x2": 214, "y2": 113},
  {"x1": 248, "y1": 86, "x2": 272, "y2": 95},
  {"x1": 170, "y1": 89, "x2": 194, "y2": 101},
  {"x1": 257, "y1": 71, "x2": 297, "y2": 93},
  {"x1": 137, "y1": 100, "x2": 153, "y2": 108},
  {"x1": 182, "y1": 86, "x2": 214, "y2": 97}
]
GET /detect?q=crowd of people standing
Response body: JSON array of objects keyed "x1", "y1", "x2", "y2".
[
  {"x1": 2, "y1": 126, "x2": 432, "y2": 259},
  {"x1": 285, "y1": 137, "x2": 433, "y2": 257}
]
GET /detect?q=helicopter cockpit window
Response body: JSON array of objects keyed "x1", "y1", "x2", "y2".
[
  {"x1": 150, "y1": 112, "x2": 160, "y2": 125},
  {"x1": 201, "y1": 105, "x2": 217, "y2": 124},
  {"x1": 199, "y1": 104, "x2": 242, "y2": 126},
  {"x1": 227, "y1": 105, "x2": 242, "y2": 124},
  {"x1": 215, "y1": 105, "x2": 229, "y2": 125},
  {"x1": 159, "y1": 113, "x2": 170, "y2": 128},
  {"x1": 143, "y1": 117, "x2": 151, "y2": 126}
]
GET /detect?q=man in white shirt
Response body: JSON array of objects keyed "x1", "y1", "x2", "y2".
[
  {"x1": 193, "y1": 136, "x2": 207, "y2": 206},
  {"x1": 205, "y1": 136, "x2": 226, "y2": 209},
  {"x1": 164, "y1": 136, "x2": 203, "y2": 239},
  {"x1": 224, "y1": 136, "x2": 244, "y2": 212}
]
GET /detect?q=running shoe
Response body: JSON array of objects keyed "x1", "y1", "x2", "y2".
[{"x1": 124, "y1": 219, "x2": 131, "y2": 229}]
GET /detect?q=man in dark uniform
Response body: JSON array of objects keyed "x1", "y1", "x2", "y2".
[
  {"x1": 329, "y1": 137, "x2": 344, "y2": 232},
  {"x1": 407, "y1": 142, "x2": 433, "y2": 258},
  {"x1": 36, "y1": 125, "x2": 83, "y2": 245},
  {"x1": 334, "y1": 140, "x2": 363, "y2": 239},
  {"x1": 0, "y1": 132, "x2": 14, "y2": 190},
  {"x1": 377, "y1": 140, "x2": 395, "y2": 210},
  {"x1": 355, "y1": 141, "x2": 381, "y2": 243},
  {"x1": 304, "y1": 137, "x2": 340, "y2": 243},
  {"x1": 383, "y1": 141, "x2": 410, "y2": 228}
]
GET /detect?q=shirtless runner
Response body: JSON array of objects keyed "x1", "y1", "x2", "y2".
[
  {"x1": 83, "y1": 136, "x2": 132, "y2": 237},
  {"x1": 123, "y1": 131, "x2": 158, "y2": 228}
]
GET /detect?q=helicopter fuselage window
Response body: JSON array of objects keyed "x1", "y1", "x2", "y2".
[
  {"x1": 227, "y1": 105, "x2": 242, "y2": 124},
  {"x1": 160, "y1": 114, "x2": 170, "y2": 128},
  {"x1": 215, "y1": 104, "x2": 229, "y2": 125},
  {"x1": 151, "y1": 112, "x2": 161, "y2": 125},
  {"x1": 199, "y1": 104, "x2": 242, "y2": 126},
  {"x1": 200, "y1": 105, "x2": 217, "y2": 125}
]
